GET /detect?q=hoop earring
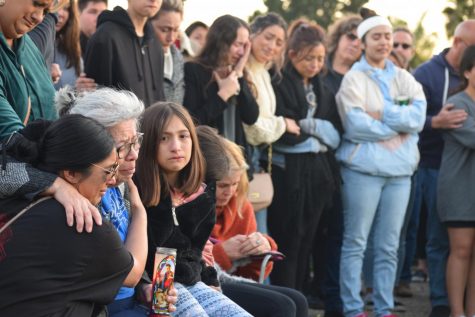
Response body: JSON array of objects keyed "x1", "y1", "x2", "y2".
[{"x1": 0, "y1": 0, "x2": 5, "y2": 6}]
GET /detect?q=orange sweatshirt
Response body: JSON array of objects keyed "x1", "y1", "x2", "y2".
[{"x1": 211, "y1": 197, "x2": 278, "y2": 281}]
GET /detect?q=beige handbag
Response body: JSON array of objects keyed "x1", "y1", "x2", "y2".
[
  {"x1": 248, "y1": 172, "x2": 273, "y2": 212},
  {"x1": 247, "y1": 146, "x2": 274, "y2": 211}
]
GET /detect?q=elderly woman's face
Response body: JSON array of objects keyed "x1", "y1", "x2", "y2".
[
  {"x1": 108, "y1": 119, "x2": 140, "y2": 184},
  {"x1": 0, "y1": 0, "x2": 52, "y2": 41}
]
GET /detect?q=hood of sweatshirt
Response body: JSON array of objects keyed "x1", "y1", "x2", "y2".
[{"x1": 97, "y1": 6, "x2": 155, "y2": 42}]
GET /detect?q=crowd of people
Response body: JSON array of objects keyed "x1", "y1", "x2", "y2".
[{"x1": 1, "y1": 0, "x2": 475, "y2": 317}]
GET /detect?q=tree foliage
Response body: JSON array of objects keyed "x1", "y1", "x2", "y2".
[
  {"x1": 443, "y1": 0, "x2": 475, "y2": 38},
  {"x1": 250, "y1": 0, "x2": 368, "y2": 29}
]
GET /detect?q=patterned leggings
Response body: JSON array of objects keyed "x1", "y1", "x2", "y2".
[{"x1": 173, "y1": 282, "x2": 251, "y2": 317}]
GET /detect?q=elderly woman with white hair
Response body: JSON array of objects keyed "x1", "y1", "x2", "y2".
[
  {"x1": 0, "y1": 87, "x2": 177, "y2": 316},
  {"x1": 335, "y1": 8, "x2": 426, "y2": 317}
]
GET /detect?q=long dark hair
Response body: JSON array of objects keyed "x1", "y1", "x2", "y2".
[
  {"x1": 136, "y1": 102, "x2": 205, "y2": 207},
  {"x1": 286, "y1": 18, "x2": 326, "y2": 64},
  {"x1": 8, "y1": 115, "x2": 114, "y2": 175},
  {"x1": 56, "y1": 0, "x2": 82, "y2": 76},
  {"x1": 459, "y1": 45, "x2": 475, "y2": 92},
  {"x1": 195, "y1": 15, "x2": 249, "y2": 69}
]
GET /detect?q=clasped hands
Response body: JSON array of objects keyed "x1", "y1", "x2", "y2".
[{"x1": 222, "y1": 232, "x2": 271, "y2": 261}]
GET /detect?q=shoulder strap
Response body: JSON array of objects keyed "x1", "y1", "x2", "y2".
[{"x1": 0, "y1": 197, "x2": 51, "y2": 234}]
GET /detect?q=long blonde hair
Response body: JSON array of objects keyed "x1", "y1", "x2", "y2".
[{"x1": 221, "y1": 139, "x2": 249, "y2": 217}]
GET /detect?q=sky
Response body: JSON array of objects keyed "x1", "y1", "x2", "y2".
[{"x1": 109, "y1": 0, "x2": 453, "y2": 53}]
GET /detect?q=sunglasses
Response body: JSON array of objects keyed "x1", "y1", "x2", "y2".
[
  {"x1": 393, "y1": 42, "x2": 412, "y2": 50},
  {"x1": 345, "y1": 32, "x2": 359, "y2": 41},
  {"x1": 91, "y1": 161, "x2": 120, "y2": 181}
]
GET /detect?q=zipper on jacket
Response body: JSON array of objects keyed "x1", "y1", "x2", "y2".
[{"x1": 171, "y1": 206, "x2": 179, "y2": 226}]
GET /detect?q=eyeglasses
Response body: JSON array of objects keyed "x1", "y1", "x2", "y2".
[
  {"x1": 116, "y1": 133, "x2": 144, "y2": 159},
  {"x1": 91, "y1": 161, "x2": 120, "y2": 180},
  {"x1": 393, "y1": 42, "x2": 412, "y2": 50},
  {"x1": 345, "y1": 32, "x2": 359, "y2": 41}
]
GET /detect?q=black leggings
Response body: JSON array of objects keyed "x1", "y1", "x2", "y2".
[{"x1": 222, "y1": 281, "x2": 308, "y2": 317}]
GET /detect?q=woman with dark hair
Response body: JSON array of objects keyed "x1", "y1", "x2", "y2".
[
  {"x1": 185, "y1": 21, "x2": 208, "y2": 54},
  {"x1": 324, "y1": 15, "x2": 362, "y2": 95},
  {"x1": 437, "y1": 45, "x2": 475, "y2": 317},
  {"x1": 150, "y1": 0, "x2": 185, "y2": 104},
  {"x1": 306, "y1": 14, "x2": 362, "y2": 315},
  {"x1": 0, "y1": 87, "x2": 178, "y2": 316},
  {"x1": 136, "y1": 102, "x2": 251, "y2": 317},
  {"x1": 54, "y1": 0, "x2": 96, "y2": 90},
  {"x1": 183, "y1": 14, "x2": 259, "y2": 169},
  {"x1": 243, "y1": 12, "x2": 300, "y2": 233},
  {"x1": 336, "y1": 8, "x2": 426, "y2": 317},
  {"x1": 0, "y1": 115, "x2": 135, "y2": 316},
  {"x1": 268, "y1": 18, "x2": 342, "y2": 292}
]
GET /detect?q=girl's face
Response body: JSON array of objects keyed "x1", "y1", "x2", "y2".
[
  {"x1": 0, "y1": 0, "x2": 52, "y2": 41},
  {"x1": 69, "y1": 149, "x2": 118, "y2": 205},
  {"x1": 362, "y1": 25, "x2": 393, "y2": 67},
  {"x1": 157, "y1": 115, "x2": 192, "y2": 183},
  {"x1": 227, "y1": 26, "x2": 249, "y2": 65},
  {"x1": 151, "y1": 10, "x2": 182, "y2": 51},
  {"x1": 55, "y1": 4, "x2": 70, "y2": 32},
  {"x1": 251, "y1": 24, "x2": 285, "y2": 64},
  {"x1": 290, "y1": 43, "x2": 325, "y2": 81},
  {"x1": 216, "y1": 170, "x2": 242, "y2": 208}
]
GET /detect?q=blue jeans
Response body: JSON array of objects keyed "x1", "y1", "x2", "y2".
[
  {"x1": 363, "y1": 172, "x2": 417, "y2": 288},
  {"x1": 416, "y1": 167, "x2": 449, "y2": 307},
  {"x1": 400, "y1": 172, "x2": 423, "y2": 284},
  {"x1": 339, "y1": 168, "x2": 410, "y2": 317}
]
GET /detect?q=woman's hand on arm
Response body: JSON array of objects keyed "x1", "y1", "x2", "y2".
[
  {"x1": 284, "y1": 117, "x2": 301, "y2": 135},
  {"x1": 75, "y1": 73, "x2": 97, "y2": 92},
  {"x1": 43, "y1": 177, "x2": 102, "y2": 233}
]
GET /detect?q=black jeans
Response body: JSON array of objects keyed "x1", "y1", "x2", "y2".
[{"x1": 222, "y1": 281, "x2": 308, "y2": 317}]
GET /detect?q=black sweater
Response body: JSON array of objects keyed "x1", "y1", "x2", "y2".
[
  {"x1": 272, "y1": 63, "x2": 343, "y2": 187},
  {"x1": 145, "y1": 184, "x2": 218, "y2": 286},
  {"x1": 183, "y1": 62, "x2": 259, "y2": 150},
  {"x1": 84, "y1": 7, "x2": 165, "y2": 106}
]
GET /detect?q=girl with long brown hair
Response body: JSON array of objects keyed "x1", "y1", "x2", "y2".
[
  {"x1": 183, "y1": 15, "x2": 259, "y2": 170},
  {"x1": 135, "y1": 102, "x2": 251, "y2": 317}
]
